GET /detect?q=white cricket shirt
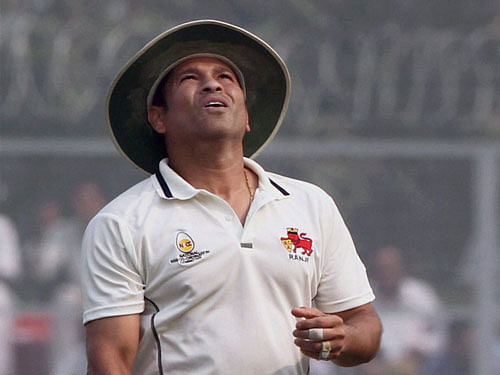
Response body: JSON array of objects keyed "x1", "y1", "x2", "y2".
[{"x1": 81, "y1": 158, "x2": 374, "y2": 375}]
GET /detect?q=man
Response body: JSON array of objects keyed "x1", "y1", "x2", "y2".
[
  {"x1": 81, "y1": 20, "x2": 381, "y2": 374},
  {"x1": 0, "y1": 184, "x2": 21, "y2": 375},
  {"x1": 361, "y1": 246, "x2": 445, "y2": 375}
]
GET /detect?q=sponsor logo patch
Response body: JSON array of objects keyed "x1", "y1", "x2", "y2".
[{"x1": 170, "y1": 231, "x2": 210, "y2": 265}]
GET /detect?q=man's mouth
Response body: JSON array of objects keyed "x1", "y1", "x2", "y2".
[{"x1": 204, "y1": 101, "x2": 226, "y2": 108}]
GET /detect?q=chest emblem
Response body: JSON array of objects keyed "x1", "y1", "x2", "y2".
[
  {"x1": 280, "y1": 228, "x2": 314, "y2": 262},
  {"x1": 177, "y1": 232, "x2": 194, "y2": 253},
  {"x1": 170, "y1": 231, "x2": 210, "y2": 265}
]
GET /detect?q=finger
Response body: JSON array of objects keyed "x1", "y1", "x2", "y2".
[
  {"x1": 291, "y1": 306, "x2": 324, "y2": 319},
  {"x1": 308, "y1": 327, "x2": 323, "y2": 341},
  {"x1": 293, "y1": 327, "x2": 346, "y2": 341},
  {"x1": 295, "y1": 314, "x2": 343, "y2": 330},
  {"x1": 319, "y1": 344, "x2": 332, "y2": 361},
  {"x1": 294, "y1": 338, "x2": 343, "y2": 355}
]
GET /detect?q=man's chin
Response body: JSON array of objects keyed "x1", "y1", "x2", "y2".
[{"x1": 198, "y1": 120, "x2": 246, "y2": 136}]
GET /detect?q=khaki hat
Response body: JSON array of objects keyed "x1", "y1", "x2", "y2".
[{"x1": 106, "y1": 19, "x2": 290, "y2": 174}]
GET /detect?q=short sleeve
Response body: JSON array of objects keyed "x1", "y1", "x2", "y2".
[
  {"x1": 81, "y1": 213, "x2": 145, "y2": 324},
  {"x1": 314, "y1": 198, "x2": 374, "y2": 313}
]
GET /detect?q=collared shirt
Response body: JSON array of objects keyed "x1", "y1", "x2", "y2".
[{"x1": 81, "y1": 158, "x2": 374, "y2": 375}]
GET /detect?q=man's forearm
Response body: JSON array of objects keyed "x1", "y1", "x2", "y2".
[
  {"x1": 87, "y1": 342, "x2": 135, "y2": 375},
  {"x1": 85, "y1": 315, "x2": 140, "y2": 375}
]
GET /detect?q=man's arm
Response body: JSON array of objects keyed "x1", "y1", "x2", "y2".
[
  {"x1": 86, "y1": 314, "x2": 141, "y2": 375},
  {"x1": 292, "y1": 303, "x2": 382, "y2": 367}
]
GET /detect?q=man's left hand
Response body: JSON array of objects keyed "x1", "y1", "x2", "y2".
[{"x1": 292, "y1": 307, "x2": 346, "y2": 361}]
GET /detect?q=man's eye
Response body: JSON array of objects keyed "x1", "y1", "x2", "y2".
[
  {"x1": 180, "y1": 75, "x2": 196, "y2": 82},
  {"x1": 220, "y1": 73, "x2": 234, "y2": 80}
]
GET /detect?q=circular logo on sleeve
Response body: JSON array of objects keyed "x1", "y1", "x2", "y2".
[{"x1": 176, "y1": 232, "x2": 194, "y2": 253}]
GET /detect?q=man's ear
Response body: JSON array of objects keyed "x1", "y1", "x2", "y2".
[
  {"x1": 245, "y1": 110, "x2": 251, "y2": 133},
  {"x1": 148, "y1": 106, "x2": 167, "y2": 134}
]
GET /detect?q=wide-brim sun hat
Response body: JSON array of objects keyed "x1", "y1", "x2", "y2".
[{"x1": 106, "y1": 19, "x2": 291, "y2": 174}]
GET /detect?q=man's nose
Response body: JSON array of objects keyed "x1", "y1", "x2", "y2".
[{"x1": 201, "y1": 76, "x2": 222, "y2": 93}]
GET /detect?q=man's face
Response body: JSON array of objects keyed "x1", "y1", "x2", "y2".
[
  {"x1": 372, "y1": 247, "x2": 404, "y2": 296},
  {"x1": 150, "y1": 56, "x2": 249, "y2": 151}
]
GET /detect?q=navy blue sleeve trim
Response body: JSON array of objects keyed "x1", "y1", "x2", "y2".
[
  {"x1": 144, "y1": 297, "x2": 164, "y2": 374},
  {"x1": 269, "y1": 179, "x2": 290, "y2": 196},
  {"x1": 155, "y1": 172, "x2": 173, "y2": 198}
]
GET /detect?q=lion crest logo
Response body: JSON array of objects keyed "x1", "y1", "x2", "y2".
[{"x1": 280, "y1": 228, "x2": 314, "y2": 256}]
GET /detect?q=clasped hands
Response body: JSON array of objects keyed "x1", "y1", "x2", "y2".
[{"x1": 292, "y1": 307, "x2": 346, "y2": 361}]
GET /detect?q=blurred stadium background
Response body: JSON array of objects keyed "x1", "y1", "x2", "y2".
[{"x1": 1, "y1": 1, "x2": 499, "y2": 374}]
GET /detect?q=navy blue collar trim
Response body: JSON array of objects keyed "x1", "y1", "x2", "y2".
[
  {"x1": 156, "y1": 172, "x2": 288, "y2": 198},
  {"x1": 269, "y1": 179, "x2": 290, "y2": 196},
  {"x1": 155, "y1": 172, "x2": 173, "y2": 198}
]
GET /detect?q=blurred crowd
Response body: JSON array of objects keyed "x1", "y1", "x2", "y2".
[
  {"x1": 312, "y1": 246, "x2": 500, "y2": 375},
  {"x1": 1, "y1": 180, "x2": 499, "y2": 374},
  {"x1": 0, "y1": 181, "x2": 106, "y2": 375}
]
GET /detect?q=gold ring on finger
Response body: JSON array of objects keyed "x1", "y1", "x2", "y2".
[
  {"x1": 322, "y1": 341, "x2": 332, "y2": 352},
  {"x1": 320, "y1": 340, "x2": 331, "y2": 360}
]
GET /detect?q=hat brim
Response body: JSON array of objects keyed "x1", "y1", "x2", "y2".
[{"x1": 106, "y1": 19, "x2": 290, "y2": 174}]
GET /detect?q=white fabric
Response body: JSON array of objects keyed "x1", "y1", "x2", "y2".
[
  {"x1": 36, "y1": 218, "x2": 82, "y2": 282},
  {"x1": 309, "y1": 359, "x2": 340, "y2": 375},
  {"x1": 81, "y1": 158, "x2": 374, "y2": 375},
  {"x1": 374, "y1": 278, "x2": 446, "y2": 362},
  {"x1": 0, "y1": 215, "x2": 21, "y2": 280},
  {"x1": 0, "y1": 214, "x2": 21, "y2": 375}
]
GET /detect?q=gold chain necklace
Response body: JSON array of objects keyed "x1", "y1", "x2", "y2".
[{"x1": 243, "y1": 168, "x2": 254, "y2": 204}]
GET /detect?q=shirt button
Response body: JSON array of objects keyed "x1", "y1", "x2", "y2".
[{"x1": 225, "y1": 216, "x2": 232, "y2": 222}]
